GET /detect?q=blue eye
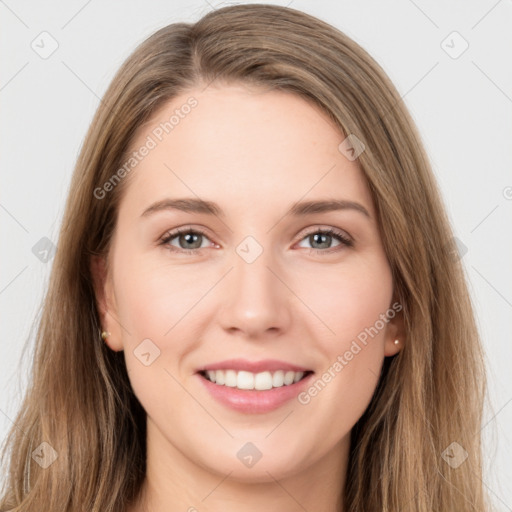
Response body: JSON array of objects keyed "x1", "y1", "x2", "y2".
[
  {"x1": 160, "y1": 228, "x2": 213, "y2": 254},
  {"x1": 160, "y1": 227, "x2": 353, "y2": 255},
  {"x1": 297, "y1": 228, "x2": 353, "y2": 255}
]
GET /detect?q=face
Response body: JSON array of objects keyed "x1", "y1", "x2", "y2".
[{"x1": 92, "y1": 83, "x2": 403, "y2": 483}]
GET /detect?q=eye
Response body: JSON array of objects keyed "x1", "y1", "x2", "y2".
[
  {"x1": 160, "y1": 227, "x2": 215, "y2": 254},
  {"x1": 160, "y1": 226, "x2": 353, "y2": 256},
  {"x1": 296, "y1": 227, "x2": 353, "y2": 255}
]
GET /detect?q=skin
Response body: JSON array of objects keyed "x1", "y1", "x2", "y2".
[{"x1": 91, "y1": 83, "x2": 404, "y2": 512}]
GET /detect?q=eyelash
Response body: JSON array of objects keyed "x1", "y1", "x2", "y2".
[
  {"x1": 160, "y1": 227, "x2": 212, "y2": 256},
  {"x1": 160, "y1": 226, "x2": 353, "y2": 256},
  {"x1": 298, "y1": 228, "x2": 353, "y2": 254}
]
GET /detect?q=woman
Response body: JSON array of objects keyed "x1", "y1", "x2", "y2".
[{"x1": 0, "y1": 4, "x2": 489, "y2": 511}]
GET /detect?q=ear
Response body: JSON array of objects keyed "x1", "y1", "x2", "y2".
[
  {"x1": 90, "y1": 254, "x2": 123, "y2": 352},
  {"x1": 383, "y1": 299, "x2": 406, "y2": 357}
]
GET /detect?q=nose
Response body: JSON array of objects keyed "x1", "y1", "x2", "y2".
[{"x1": 217, "y1": 245, "x2": 292, "y2": 339}]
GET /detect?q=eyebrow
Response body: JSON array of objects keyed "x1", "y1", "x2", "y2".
[{"x1": 140, "y1": 197, "x2": 370, "y2": 219}]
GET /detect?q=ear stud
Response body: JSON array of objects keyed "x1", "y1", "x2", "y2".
[
  {"x1": 394, "y1": 339, "x2": 400, "y2": 345},
  {"x1": 101, "y1": 331, "x2": 111, "y2": 340}
]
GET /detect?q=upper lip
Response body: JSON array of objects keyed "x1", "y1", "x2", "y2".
[{"x1": 197, "y1": 358, "x2": 313, "y2": 374}]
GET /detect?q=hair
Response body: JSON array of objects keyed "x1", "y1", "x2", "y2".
[{"x1": 0, "y1": 3, "x2": 489, "y2": 511}]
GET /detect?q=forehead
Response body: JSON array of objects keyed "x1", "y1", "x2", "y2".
[{"x1": 120, "y1": 84, "x2": 374, "y2": 218}]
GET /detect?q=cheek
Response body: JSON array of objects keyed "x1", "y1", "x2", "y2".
[
  {"x1": 112, "y1": 258, "x2": 216, "y2": 405},
  {"x1": 114, "y1": 258, "x2": 208, "y2": 342},
  {"x1": 113, "y1": 264, "x2": 200, "y2": 419},
  {"x1": 297, "y1": 255, "x2": 393, "y2": 350},
  {"x1": 295, "y1": 257, "x2": 393, "y2": 414}
]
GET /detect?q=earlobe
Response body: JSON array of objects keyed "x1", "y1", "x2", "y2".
[
  {"x1": 385, "y1": 337, "x2": 403, "y2": 357},
  {"x1": 384, "y1": 300, "x2": 406, "y2": 357},
  {"x1": 384, "y1": 337, "x2": 404, "y2": 357}
]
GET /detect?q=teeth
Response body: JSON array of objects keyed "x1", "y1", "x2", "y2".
[
  {"x1": 284, "y1": 371, "x2": 295, "y2": 385},
  {"x1": 237, "y1": 371, "x2": 255, "y2": 389},
  {"x1": 224, "y1": 370, "x2": 237, "y2": 387},
  {"x1": 203, "y1": 369, "x2": 306, "y2": 390},
  {"x1": 254, "y1": 371, "x2": 273, "y2": 390},
  {"x1": 215, "y1": 370, "x2": 225, "y2": 385},
  {"x1": 272, "y1": 370, "x2": 284, "y2": 387}
]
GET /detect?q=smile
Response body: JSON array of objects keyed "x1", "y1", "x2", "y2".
[
  {"x1": 199, "y1": 369, "x2": 312, "y2": 390},
  {"x1": 196, "y1": 360, "x2": 315, "y2": 413}
]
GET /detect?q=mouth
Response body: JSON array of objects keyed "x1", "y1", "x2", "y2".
[
  {"x1": 195, "y1": 358, "x2": 315, "y2": 413},
  {"x1": 198, "y1": 368, "x2": 314, "y2": 391}
]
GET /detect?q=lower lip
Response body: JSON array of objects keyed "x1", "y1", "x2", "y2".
[{"x1": 197, "y1": 372, "x2": 314, "y2": 414}]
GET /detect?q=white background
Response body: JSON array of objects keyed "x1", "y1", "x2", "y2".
[{"x1": 1, "y1": 0, "x2": 511, "y2": 508}]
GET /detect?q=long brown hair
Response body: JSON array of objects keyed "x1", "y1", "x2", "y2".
[{"x1": 0, "y1": 4, "x2": 489, "y2": 511}]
